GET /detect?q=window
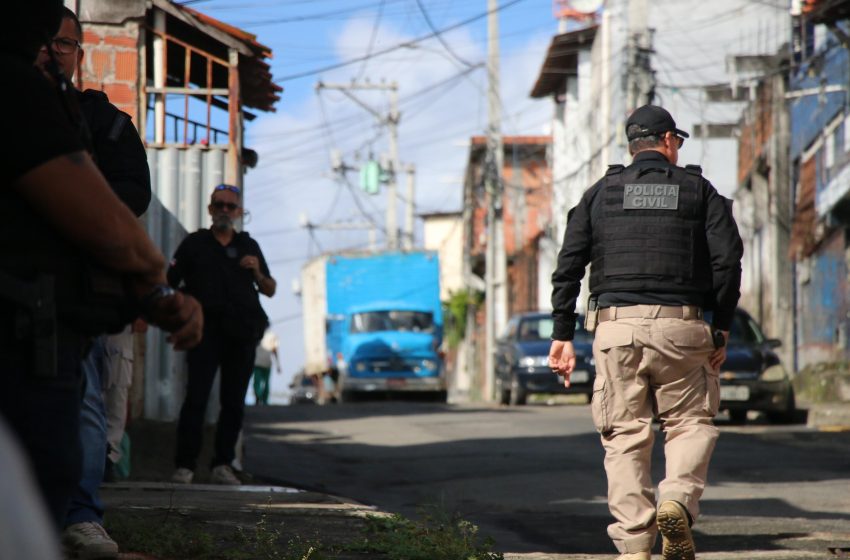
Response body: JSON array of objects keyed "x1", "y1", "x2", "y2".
[
  {"x1": 729, "y1": 313, "x2": 762, "y2": 345},
  {"x1": 518, "y1": 318, "x2": 552, "y2": 341},
  {"x1": 350, "y1": 311, "x2": 435, "y2": 334}
]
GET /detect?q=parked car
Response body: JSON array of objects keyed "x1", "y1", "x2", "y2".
[
  {"x1": 495, "y1": 312, "x2": 595, "y2": 405},
  {"x1": 717, "y1": 307, "x2": 796, "y2": 423}
]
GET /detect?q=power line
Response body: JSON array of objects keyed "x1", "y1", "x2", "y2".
[
  {"x1": 273, "y1": 0, "x2": 528, "y2": 83},
  {"x1": 414, "y1": 0, "x2": 475, "y2": 69},
  {"x1": 235, "y1": 0, "x2": 407, "y2": 26},
  {"x1": 355, "y1": 0, "x2": 387, "y2": 80}
]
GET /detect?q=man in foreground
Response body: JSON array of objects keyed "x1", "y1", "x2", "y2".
[{"x1": 549, "y1": 105, "x2": 743, "y2": 560}]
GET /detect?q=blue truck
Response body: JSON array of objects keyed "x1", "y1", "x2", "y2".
[{"x1": 300, "y1": 251, "x2": 445, "y2": 401}]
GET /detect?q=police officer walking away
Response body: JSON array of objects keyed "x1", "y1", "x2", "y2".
[
  {"x1": 548, "y1": 105, "x2": 743, "y2": 560},
  {"x1": 168, "y1": 184, "x2": 276, "y2": 485}
]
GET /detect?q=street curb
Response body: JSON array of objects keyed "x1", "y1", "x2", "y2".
[{"x1": 804, "y1": 403, "x2": 850, "y2": 430}]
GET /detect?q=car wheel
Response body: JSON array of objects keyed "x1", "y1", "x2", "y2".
[
  {"x1": 509, "y1": 377, "x2": 527, "y2": 406},
  {"x1": 766, "y1": 390, "x2": 796, "y2": 424},
  {"x1": 728, "y1": 409, "x2": 747, "y2": 424},
  {"x1": 496, "y1": 377, "x2": 510, "y2": 405}
]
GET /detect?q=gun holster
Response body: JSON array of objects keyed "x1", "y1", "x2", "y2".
[
  {"x1": 585, "y1": 296, "x2": 599, "y2": 333},
  {"x1": 2, "y1": 273, "x2": 57, "y2": 378}
]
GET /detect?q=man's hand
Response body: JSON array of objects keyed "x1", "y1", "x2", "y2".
[
  {"x1": 709, "y1": 330, "x2": 729, "y2": 371},
  {"x1": 548, "y1": 340, "x2": 576, "y2": 387},
  {"x1": 146, "y1": 292, "x2": 203, "y2": 350},
  {"x1": 239, "y1": 255, "x2": 262, "y2": 276}
]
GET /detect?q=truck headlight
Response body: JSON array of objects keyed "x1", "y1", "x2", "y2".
[
  {"x1": 759, "y1": 364, "x2": 787, "y2": 382},
  {"x1": 421, "y1": 359, "x2": 437, "y2": 370},
  {"x1": 354, "y1": 362, "x2": 367, "y2": 372}
]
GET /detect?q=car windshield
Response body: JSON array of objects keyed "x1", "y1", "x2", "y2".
[
  {"x1": 517, "y1": 316, "x2": 592, "y2": 342},
  {"x1": 350, "y1": 310, "x2": 435, "y2": 333}
]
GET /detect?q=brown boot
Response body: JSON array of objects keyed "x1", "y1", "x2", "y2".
[{"x1": 657, "y1": 500, "x2": 695, "y2": 560}]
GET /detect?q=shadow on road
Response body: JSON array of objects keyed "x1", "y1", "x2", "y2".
[{"x1": 245, "y1": 403, "x2": 850, "y2": 555}]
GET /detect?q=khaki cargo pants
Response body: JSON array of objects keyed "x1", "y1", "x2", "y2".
[{"x1": 590, "y1": 305, "x2": 719, "y2": 554}]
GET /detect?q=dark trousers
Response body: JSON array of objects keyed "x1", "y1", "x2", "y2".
[
  {"x1": 175, "y1": 321, "x2": 256, "y2": 470},
  {"x1": 0, "y1": 338, "x2": 83, "y2": 530}
]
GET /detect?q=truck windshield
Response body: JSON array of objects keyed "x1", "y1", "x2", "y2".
[{"x1": 350, "y1": 311, "x2": 435, "y2": 333}]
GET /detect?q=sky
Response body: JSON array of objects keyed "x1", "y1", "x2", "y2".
[{"x1": 182, "y1": 0, "x2": 792, "y2": 402}]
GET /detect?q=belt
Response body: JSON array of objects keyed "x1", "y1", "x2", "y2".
[{"x1": 597, "y1": 305, "x2": 703, "y2": 323}]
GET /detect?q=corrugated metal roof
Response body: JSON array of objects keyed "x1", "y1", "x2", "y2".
[{"x1": 530, "y1": 26, "x2": 597, "y2": 99}]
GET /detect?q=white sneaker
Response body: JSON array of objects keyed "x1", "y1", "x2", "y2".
[
  {"x1": 171, "y1": 467, "x2": 194, "y2": 484},
  {"x1": 62, "y1": 522, "x2": 118, "y2": 560},
  {"x1": 210, "y1": 464, "x2": 241, "y2": 485}
]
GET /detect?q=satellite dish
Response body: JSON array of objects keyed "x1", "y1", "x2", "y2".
[
  {"x1": 569, "y1": 0, "x2": 603, "y2": 13},
  {"x1": 555, "y1": 0, "x2": 603, "y2": 18}
]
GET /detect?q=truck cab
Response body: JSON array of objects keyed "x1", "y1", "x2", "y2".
[{"x1": 330, "y1": 302, "x2": 445, "y2": 400}]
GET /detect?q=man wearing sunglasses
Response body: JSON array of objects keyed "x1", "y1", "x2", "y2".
[
  {"x1": 548, "y1": 105, "x2": 743, "y2": 560},
  {"x1": 168, "y1": 184, "x2": 276, "y2": 486}
]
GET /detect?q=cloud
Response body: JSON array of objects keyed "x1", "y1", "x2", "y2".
[{"x1": 241, "y1": 10, "x2": 554, "y2": 393}]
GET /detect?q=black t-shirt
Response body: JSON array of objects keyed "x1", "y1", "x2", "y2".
[
  {"x1": 2, "y1": 54, "x2": 83, "y2": 185},
  {"x1": 167, "y1": 229, "x2": 271, "y2": 330}
]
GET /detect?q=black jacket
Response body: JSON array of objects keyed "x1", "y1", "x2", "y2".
[
  {"x1": 551, "y1": 151, "x2": 743, "y2": 340},
  {"x1": 78, "y1": 89, "x2": 151, "y2": 216}
]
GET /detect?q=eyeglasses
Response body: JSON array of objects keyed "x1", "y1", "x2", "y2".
[
  {"x1": 214, "y1": 184, "x2": 241, "y2": 194},
  {"x1": 669, "y1": 132, "x2": 684, "y2": 149},
  {"x1": 211, "y1": 201, "x2": 240, "y2": 211},
  {"x1": 50, "y1": 37, "x2": 80, "y2": 55}
]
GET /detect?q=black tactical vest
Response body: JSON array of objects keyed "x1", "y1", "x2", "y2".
[{"x1": 588, "y1": 160, "x2": 713, "y2": 296}]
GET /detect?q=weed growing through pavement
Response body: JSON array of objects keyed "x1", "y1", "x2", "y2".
[
  {"x1": 346, "y1": 505, "x2": 505, "y2": 560},
  {"x1": 106, "y1": 503, "x2": 501, "y2": 559}
]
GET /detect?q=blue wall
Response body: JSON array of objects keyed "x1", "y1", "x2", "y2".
[{"x1": 790, "y1": 39, "x2": 849, "y2": 159}]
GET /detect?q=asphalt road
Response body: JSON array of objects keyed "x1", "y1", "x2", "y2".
[{"x1": 244, "y1": 400, "x2": 850, "y2": 559}]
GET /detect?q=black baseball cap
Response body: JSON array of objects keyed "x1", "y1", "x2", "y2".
[{"x1": 625, "y1": 105, "x2": 689, "y2": 141}]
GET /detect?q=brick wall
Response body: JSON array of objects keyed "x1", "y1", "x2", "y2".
[{"x1": 78, "y1": 23, "x2": 141, "y2": 122}]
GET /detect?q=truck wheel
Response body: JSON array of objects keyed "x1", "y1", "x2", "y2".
[{"x1": 432, "y1": 390, "x2": 448, "y2": 403}]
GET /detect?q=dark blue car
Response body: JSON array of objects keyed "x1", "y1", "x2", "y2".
[
  {"x1": 494, "y1": 312, "x2": 595, "y2": 405},
  {"x1": 718, "y1": 308, "x2": 796, "y2": 423}
]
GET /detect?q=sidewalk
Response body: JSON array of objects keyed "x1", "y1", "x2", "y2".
[{"x1": 804, "y1": 400, "x2": 850, "y2": 430}]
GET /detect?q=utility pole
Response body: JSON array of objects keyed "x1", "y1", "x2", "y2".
[
  {"x1": 484, "y1": 0, "x2": 506, "y2": 401},
  {"x1": 626, "y1": 0, "x2": 655, "y2": 111},
  {"x1": 316, "y1": 80, "x2": 402, "y2": 250},
  {"x1": 404, "y1": 164, "x2": 416, "y2": 250}
]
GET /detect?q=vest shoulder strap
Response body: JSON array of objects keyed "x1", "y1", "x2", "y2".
[
  {"x1": 685, "y1": 164, "x2": 703, "y2": 176},
  {"x1": 606, "y1": 164, "x2": 625, "y2": 176}
]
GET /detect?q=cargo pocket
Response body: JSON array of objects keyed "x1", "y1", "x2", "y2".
[
  {"x1": 591, "y1": 374, "x2": 612, "y2": 434},
  {"x1": 660, "y1": 323, "x2": 711, "y2": 349},
  {"x1": 703, "y1": 365, "x2": 720, "y2": 416}
]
